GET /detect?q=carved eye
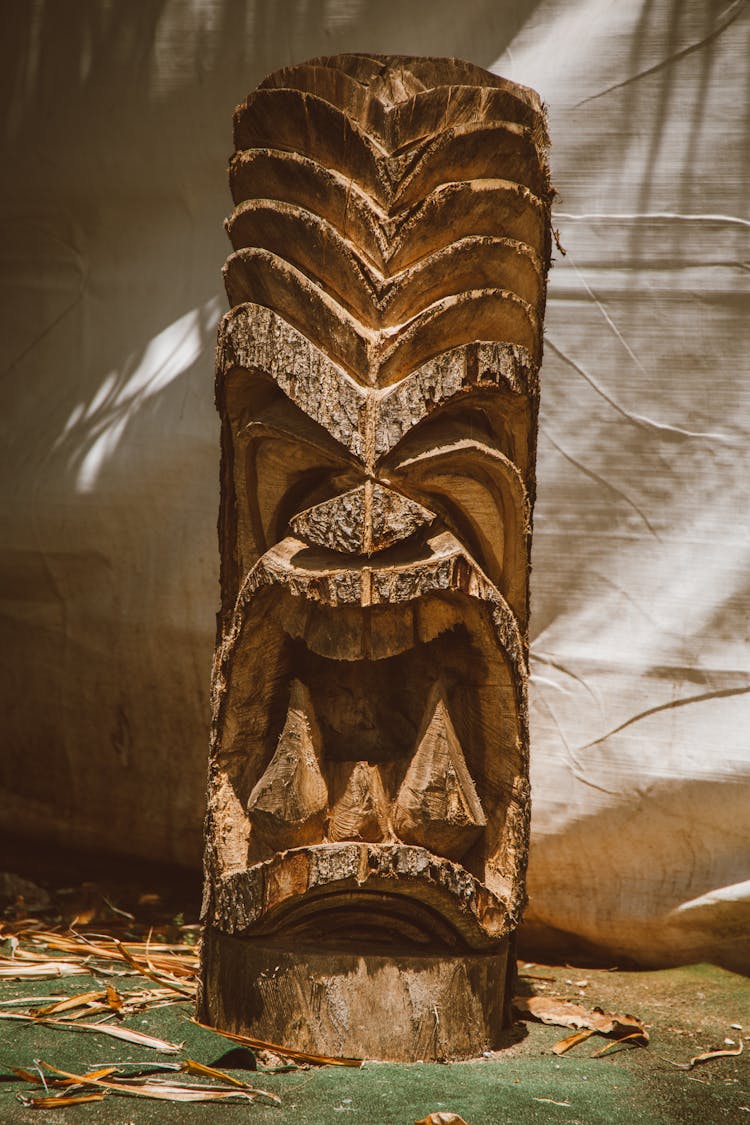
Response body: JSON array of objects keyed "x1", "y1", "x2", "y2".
[
  {"x1": 223, "y1": 372, "x2": 361, "y2": 569},
  {"x1": 381, "y1": 397, "x2": 531, "y2": 620}
]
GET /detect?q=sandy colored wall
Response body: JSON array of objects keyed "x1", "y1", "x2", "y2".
[{"x1": 1, "y1": 0, "x2": 748, "y2": 971}]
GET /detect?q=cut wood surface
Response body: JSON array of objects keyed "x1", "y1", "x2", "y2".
[{"x1": 201, "y1": 53, "x2": 551, "y2": 1061}]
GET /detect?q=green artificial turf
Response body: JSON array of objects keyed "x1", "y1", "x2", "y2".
[{"x1": 0, "y1": 962, "x2": 747, "y2": 1125}]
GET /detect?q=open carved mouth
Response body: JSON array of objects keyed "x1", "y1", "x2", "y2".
[
  {"x1": 204, "y1": 312, "x2": 537, "y2": 955},
  {"x1": 207, "y1": 529, "x2": 528, "y2": 953}
]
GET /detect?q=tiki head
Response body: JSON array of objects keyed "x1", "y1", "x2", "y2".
[{"x1": 201, "y1": 54, "x2": 551, "y2": 1060}]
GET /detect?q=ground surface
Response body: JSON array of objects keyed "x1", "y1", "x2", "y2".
[{"x1": 0, "y1": 847, "x2": 747, "y2": 1124}]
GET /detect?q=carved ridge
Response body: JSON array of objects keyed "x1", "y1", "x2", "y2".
[
  {"x1": 223, "y1": 250, "x2": 541, "y2": 381},
  {"x1": 233, "y1": 94, "x2": 548, "y2": 206},
  {"x1": 225, "y1": 54, "x2": 550, "y2": 397},
  {"x1": 211, "y1": 843, "x2": 514, "y2": 945},
  {"x1": 225, "y1": 202, "x2": 544, "y2": 317},
  {"x1": 228, "y1": 154, "x2": 549, "y2": 268},
  {"x1": 217, "y1": 303, "x2": 538, "y2": 463}
]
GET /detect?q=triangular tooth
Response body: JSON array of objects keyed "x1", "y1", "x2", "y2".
[
  {"x1": 290, "y1": 482, "x2": 435, "y2": 555},
  {"x1": 247, "y1": 680, "x2": 328, "y2": 849},
  {"x1": 328, "y1": 762, "x2": 388, "y2": 843},
  {"x1": 393, "y1": 686, "x2": 486, "y2": 861}
]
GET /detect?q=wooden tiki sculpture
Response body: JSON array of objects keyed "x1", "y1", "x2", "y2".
[{"x1": 200, "y1": 54, "x2": 551, "y2": 1061}]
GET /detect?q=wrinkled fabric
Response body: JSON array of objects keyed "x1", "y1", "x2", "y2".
[{"x1": 0, "y1": 0, "x2": 747, "y2": 970}]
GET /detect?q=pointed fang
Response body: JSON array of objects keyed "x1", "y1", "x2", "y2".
[
  {"x1": 393, "y1": 687, "x2": 486, "y2": 861},
  {"x1": 247, "y1": 680, "x2": 328, "y2": 849}
]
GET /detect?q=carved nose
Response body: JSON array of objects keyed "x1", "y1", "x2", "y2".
[{"x1": 289, "y1": 481, "x2": 436, "y2": 556}]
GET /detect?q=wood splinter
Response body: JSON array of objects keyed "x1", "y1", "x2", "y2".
[{"x1": 199, "y1": 53, "x2": 552, "y2": 1062}]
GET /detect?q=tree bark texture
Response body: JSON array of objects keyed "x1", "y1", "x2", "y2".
[{"x1": 199, "y1": 53, "x2": 551, "y2": 1062}]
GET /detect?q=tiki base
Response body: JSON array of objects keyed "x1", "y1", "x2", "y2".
[{"x1": 199, "y1": 927, "x2": 509, "y2": 1062}]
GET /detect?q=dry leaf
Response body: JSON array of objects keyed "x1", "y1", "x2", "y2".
[
  {"x1": 22, "y1": 930, "x2": 199, "y2": 977},
  {"x1": 533, "y1": 1097, "x2": 571, "y2": 1107},
  {"x1": 39, "y1": 1018, "x2": 183, "y2": 1052},
  {"x1": 0, "y1": 1011, "x2": 182, "y2": 1051},
  {"x1": 10, "y1": 985, "x2": 186, "y2": 1024},
  {"x1": 181, "y1": 1058, "x2": 255, "y2": 1089},
  {"x1": 551, "y1": 1028, "x2": 595, "y2": 1055},
  {"x1": 55, "y1": 1004, "x2": 110, "y2": 1021},
  {"x1": 4, "y1": 949, "x2": 80, "y2": 963},
  {"x1": 0, "y1": 960, "x2": 90, "y2": 979},
  {"x1": 592, "y1": 1032, "x2": 648, "y2": 1057},
  {"x1": 38, "y1": 1061, "x2": 280, "y2": 1104},
  {"x1": 10, "y1": 1066, "x2": 47, "y2": 1084},
  {"x1": 514, "y1": 996, "x2": 648, "y2": 1043},
  {"x1": 19, "y1": 1092, "x2": 108, "y2": 1108},
  {"x1": 100, "y1": 896, "x2": 135, "y2": 921},
  {"x1": 106, "y1": 983, "x2": 124, "y2": 1011},
  {"x1": 668, "y1": 1039, "x2": 744, "y2": 1070},
  {"x1": 37, "y1": 990, "x2": 107, "y2": 1016},
  {"x1": 71, "y1": 909, "x2": 97, "y2": 927},
  {"x1": 415, "y1": 1115, "x2": 471, "y2": 1125},
  {"x1": 0, "y1": 994, "x2": 67, "y2": 1007},
  {"x1": 192, "y1": 1017, "x2": 362, "y2": 1067},
  {"x1": 113, "y1": 940, "x2": 195, "y2": 994},
  {"x1": 12, "y1": 1065, "x2": 119, "y2": 1090}
]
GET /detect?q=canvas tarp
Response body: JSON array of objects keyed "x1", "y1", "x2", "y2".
[{"x1": 1, "y1": 0, "x2": 748, "y2": 971}]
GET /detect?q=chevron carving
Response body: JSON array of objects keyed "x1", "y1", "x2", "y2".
[{"x1": 225, "y1": 58, "x2": 548, "y2": 390}]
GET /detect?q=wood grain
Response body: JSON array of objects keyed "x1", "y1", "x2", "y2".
[{"x1": 200, "y1": 53, "x2": 551, "y2": 1060}]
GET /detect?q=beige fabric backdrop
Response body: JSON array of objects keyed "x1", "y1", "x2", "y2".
[{"x1": 1, "y1": 0, "x2": 748, "y2": 971}]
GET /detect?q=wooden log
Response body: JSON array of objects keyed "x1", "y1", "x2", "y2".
[
  {"x1": 200, "y1": 53, "x2": 551, "y2": 1061},
  {"x1": 202, "y1": 928, "x2": 508, "y2": 1063}
]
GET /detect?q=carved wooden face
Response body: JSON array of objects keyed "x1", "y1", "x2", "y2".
[{"x1": 205, "y1": 55, "x2": 550, "y2": 954}]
